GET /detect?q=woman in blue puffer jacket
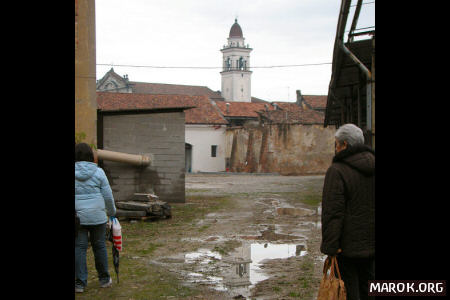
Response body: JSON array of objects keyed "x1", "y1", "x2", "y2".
[{"x1": 75, "y1": 143, "x2": 116, "y2": 293}]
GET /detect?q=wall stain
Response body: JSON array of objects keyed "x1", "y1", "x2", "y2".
[{"x1": 228, "y1": 124, "x2": 335, "y2": 175}]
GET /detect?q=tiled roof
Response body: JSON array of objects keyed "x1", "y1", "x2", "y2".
[
  {"x1": 184, "y1": 97, "x2": 228, "y2": 125},
  {"x1": 258, "y1": 102, "x2": 325, "y2": 124},
  {"x1": 251, "y1": 96, "x2": 269, "y2": 103},
  {"x1": 303, "y1": 95, "x2": 327, "y2": 109},
  {"x1": 272, "y1": 102, "x2": 301, "y2": 111},
  {"x1": 97, "y1": 92, "x2": 227, "y2": 125},
  {"x1": 215, "y1": 101, "x2": 275, "y2": 118},
  {"x1": 129, "y1": 82, "x2": 224, "y2": 100}
]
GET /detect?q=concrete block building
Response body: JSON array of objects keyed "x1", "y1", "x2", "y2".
[{"x1": 97, "y1": 92, "x2": 195, "y2": 203}]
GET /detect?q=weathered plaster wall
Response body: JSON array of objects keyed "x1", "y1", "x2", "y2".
[
  {"x1": 226, "y1": 124, "x2": 336, "y2": 175},
  {"x1": 101, "y1": 112, "x2": 186, "y2": 203}
]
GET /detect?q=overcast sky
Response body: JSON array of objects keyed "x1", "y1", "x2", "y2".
[{"x1": 95, "y1": 0, "x2": 374, "y2": 102}]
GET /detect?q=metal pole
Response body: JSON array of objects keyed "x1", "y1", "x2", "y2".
[{"x1": 340, "y1": 40, "x2": 372, "y2": 131}]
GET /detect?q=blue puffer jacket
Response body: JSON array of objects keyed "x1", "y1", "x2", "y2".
[{"x1": 75, "y1": 161, "x2": 116, "y2": 225}]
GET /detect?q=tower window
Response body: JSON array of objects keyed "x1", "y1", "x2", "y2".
[{"x1": 211, "y1": 145, "x2": 217, "y2": 157}]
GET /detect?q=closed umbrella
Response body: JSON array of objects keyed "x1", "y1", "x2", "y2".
[
  {"x1": 107, "y1": 218, "x2": 120, "y2": 283},
  {"x1": 111, "y1": 243, "x2": 120, "y2": 283}
]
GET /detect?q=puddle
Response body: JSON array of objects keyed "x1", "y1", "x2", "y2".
[
  {"x1": 296, "y1": 221, "x2": 322, "y2": 231},
  {"x1": 181, "y1": 242, "x2": 307, "y2": 299},
  {"x1": 239, "y1": 226, "x2": 306, "y2": 242},
  {"x1": 185, "y1": 248, "x2": 222, "y2": 264},
  {"x1": 181, "y1": 236, "x2": 229, "y2": 243},
  {"x1": 250, "y1": 243, "x2": 307, "y2": 285}
]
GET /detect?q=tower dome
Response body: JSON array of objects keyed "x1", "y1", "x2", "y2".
[{"x1": 229, "y1": 19, "x2": 243, "y2": 38}]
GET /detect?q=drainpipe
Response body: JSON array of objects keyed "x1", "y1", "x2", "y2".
[{"x1": 339, "y1": 40, "x2": 373, "y2": 134}]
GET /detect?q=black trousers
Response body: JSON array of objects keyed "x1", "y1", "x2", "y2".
[{"x1": 336, "y1": 256, "x2": 375, "y2": 300}]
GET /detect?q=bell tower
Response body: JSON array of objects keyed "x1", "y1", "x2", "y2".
[{"x1": 220, "y1": 19, "x2": 252, "y2": 102}]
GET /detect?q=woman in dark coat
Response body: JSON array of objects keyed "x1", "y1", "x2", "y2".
[{"x1": 321, "y1": 123, "x2": 375, "y2": 300}]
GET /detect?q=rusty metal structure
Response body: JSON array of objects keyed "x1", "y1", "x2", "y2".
[{"x1": 324, "y1": 0, "x2": 375, "y2": 147}]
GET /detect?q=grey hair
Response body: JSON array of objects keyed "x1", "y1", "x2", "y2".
[{"x1": 335, "y1": 123, "x2": 364, "y2": 146}]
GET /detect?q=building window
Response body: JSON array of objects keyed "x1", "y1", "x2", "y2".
[{"x1": 211, "y1": 145, "x2": 217, "y2": 157}]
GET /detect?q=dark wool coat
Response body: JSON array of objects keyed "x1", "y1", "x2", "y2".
[{"x1": 320, "y1": 144, "x2": 375, "y2": 258}]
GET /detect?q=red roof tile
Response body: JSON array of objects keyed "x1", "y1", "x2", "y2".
[
  {"x1": 184, "y1": 97, "x2": 228, "y2": 125},
  {"x1": 251, "y1": 96, "x2": 269, "y2": 103},
  {"x1": 215, "y1": 101, "x2": 274, "y2": 118},
  {"x1": 272, "y1": 102, "x2": 301, "y2": 111},
  {"x1": 258, "y1": 102, "x2": 325, "y2": 124},
  {"x1": 129, "y1": 82, "x2": 224, "y2": 100},
  {"x1": 303, "y1": 95, "x2": 327, "y2": 109},
  {"x1": 97, "y1": 92, "x2": 227, "y2": 125}
]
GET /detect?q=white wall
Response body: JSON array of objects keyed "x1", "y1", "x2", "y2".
[
  {"x1": 221, "y1": 71, "x2": 252, "y2": 102},
  {"x1": 185, "y1": 125, "x2": 227, "y2": 173}
]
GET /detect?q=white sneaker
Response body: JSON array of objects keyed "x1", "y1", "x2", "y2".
[{"x1": 100, "y1": 277, "x2": 113, "y2": 288}]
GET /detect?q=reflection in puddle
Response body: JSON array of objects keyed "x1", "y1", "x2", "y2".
[
  {"x1": 250, "y1": 243, "x2": 307, "y2": 285},
  {"x1": 183, "y1": 242, "x2": 307, "y2": 298}
]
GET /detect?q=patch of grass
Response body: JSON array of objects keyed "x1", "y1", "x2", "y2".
[
  {"x1": 198, "y1": 225, "x2": 210, "y2": 232},
  {"x1": 79, "y1": 249, "x2": 198, "y2": 300},
  {"x1": 185, "y1": 188, "x2": 210, "y2": 193},
  {"x1": 138, "y1": 243, "x2": 162, "y2": 256},
  {"x1": 272, "y1": 286, "x2": 281, "y2": 292},
  {"x1": 294, "y1": 255, "x2": 319, "y2": 298},
  {"x1": 270, "y1": 191, "x2": 322, "y2": 208},
  {"x1": 300, "y1": 194, "x2": 321, "y2": 207},
  {"x1": 212, "y1": 239, "x2": 242, "y2": 256}
]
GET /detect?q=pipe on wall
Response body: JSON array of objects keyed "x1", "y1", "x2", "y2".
[{"x1": 96, "y1": 149, "x2": 151, "y2": 167}]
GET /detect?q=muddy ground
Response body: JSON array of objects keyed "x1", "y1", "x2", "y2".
[
  {"x1": 154, "y1": 173, "x2": 326, "y2": 299},
  {"x1": 76, "y1": 173, "x2": 327, "y2": 300}
]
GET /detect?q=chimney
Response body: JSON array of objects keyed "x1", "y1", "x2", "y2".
[
  {"x1": 226, "y1": 103, "x2": 230, "y2": 114},
  {"x1": 273, "y1": 103, "x2": 278, "y2": 110},
  {"x1": 296, "y1": 90, "x2": 308, "y2": 110},
  {"x1": 264, "y1": 104, "x2": 269, "y2": 112},
  {"x1": 296, "y1": 90, "x2": 303, "y2": 104}
]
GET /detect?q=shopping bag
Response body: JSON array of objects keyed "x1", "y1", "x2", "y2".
[
  {"x1": 111, "y1": 217, "x2": 122, "y2": 251},
  {"x1": 317, "y1": 256, "x2": 346, "y2": 300}
]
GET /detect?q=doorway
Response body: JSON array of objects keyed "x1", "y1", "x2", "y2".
[{"x1": 185, "y1": 143, "x2": 192, "y2": 173}]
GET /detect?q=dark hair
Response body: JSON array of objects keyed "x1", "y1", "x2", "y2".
[{"x1": 75, "y1": 143, "x2": 94, "y2": 162}]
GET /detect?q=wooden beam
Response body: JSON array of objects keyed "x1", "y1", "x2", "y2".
[{"x1": 116, "y1": 209, "x2": 147, "y2": 217}]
